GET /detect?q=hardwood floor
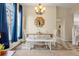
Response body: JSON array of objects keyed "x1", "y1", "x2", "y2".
[
  {"x1": 13, "y1": 41, "x2": 79, "y2": 56},
  {"x1": 13, "y1": 50, "x2": 79, "y2": 56}
]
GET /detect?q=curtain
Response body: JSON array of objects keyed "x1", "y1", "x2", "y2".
[
  {"x1": 17, "y1": 4, "x2": 22, "y2": 39},
  {"x1": 11, "y1": 3, "x2": 17, "y2": 42},
  {"x1": 0, "y1": 4, "x2": 3, "y2": 32},
  {"x1": 0, "y1": 3, "x2": 9, "y2": 49}
]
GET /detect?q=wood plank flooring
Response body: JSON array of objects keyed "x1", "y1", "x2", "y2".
[{"x1": 13, "y1": 42, "x2": 79, "y2": 56}]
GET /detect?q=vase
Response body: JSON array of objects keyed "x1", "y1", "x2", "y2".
[{"x1": 0, "y1": 50, "x2": 7, "y2": 56}]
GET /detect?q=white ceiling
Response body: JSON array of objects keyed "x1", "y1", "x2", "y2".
[{"x1": 25, "y1": 3, "x2": 79, "y2": 8}]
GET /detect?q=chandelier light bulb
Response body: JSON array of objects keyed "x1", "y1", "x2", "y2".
[{"x1": 35, "y1": 4, "x2": 46, "y2": 15}]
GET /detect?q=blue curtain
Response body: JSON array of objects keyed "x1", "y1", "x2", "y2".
[
  {"x1": 11, "y1": 3, "x2": 17, "y2": 42},
  {"x1": 0, "y1": 3, "x2": 9, "y2": 49},
  {"x1": 18, "y1": 4, "x2": 22, "y2": 39},
  {"x1": 0, "y1": 4, "x2": 3, "y2": 32}
]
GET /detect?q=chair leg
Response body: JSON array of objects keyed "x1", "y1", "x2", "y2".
[{"x1": 61, "y1": 41, "x2": 69, "y2": 49}]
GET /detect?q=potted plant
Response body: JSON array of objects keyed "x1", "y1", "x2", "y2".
[{"x1": 0, "y1": 44, "x2": 7, "y2": 56}]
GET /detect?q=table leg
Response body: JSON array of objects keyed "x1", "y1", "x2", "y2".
[
  {"x1": 50, "y1": 42, "x2": 51, "y2": 51},
  {"x1": 53, "y1": 41, "x2": 56, "y2": 47},
  {"x1": 29, "y1": 42, "x2": 31, "y2": 50}
]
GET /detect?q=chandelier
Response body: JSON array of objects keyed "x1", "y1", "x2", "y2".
[{"x1": 35, "y1": 4, "x2": 46, "y2": 15}]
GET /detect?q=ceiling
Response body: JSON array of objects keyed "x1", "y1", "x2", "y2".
[{"x1": 25, "y1": 3, "x2": 79, "y2": 8}]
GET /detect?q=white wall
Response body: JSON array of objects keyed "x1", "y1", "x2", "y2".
[
  {"x1": 74, "y1": 13, "x2": 79, "y2": 22},
  {"x1": 57, "y1": 7, "x2": 73, "y2": 41},
  {"x1": 65, "y1": 9, "x2": 73, "y2": 41},
  {"x1": 20, "y1": 3, "x2": 27, "y2": 33},
  {"x1": 26, "y1": 5, "x2": 56, "y2": 34},
  {"x1": 23, "y1": 4, "x2": 74, "y2": 41}
]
